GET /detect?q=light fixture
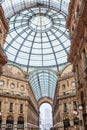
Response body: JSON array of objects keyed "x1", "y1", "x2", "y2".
[
  {"x1": 73, "y1": 110, "x2": 77, "y2": 115},
  {"x1": 79, "y1": 106, "x2": 83, "y2": 110}
]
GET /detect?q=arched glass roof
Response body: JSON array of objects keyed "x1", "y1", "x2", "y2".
[
  {"x1": 29, "y1": 69, "x2": 58, "y2": 100},
  {"x1": 1, "y1": 0, "x2": 70, "y2": 100}
]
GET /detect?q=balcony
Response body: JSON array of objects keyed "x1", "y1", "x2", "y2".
[
  {"x1": 0, "y1": 90, "x2": 28, "y2": 100},
  {"x1": 57, "y1": 91, "x2": 76, "y2": 100}
]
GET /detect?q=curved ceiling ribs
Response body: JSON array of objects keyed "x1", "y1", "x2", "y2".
[
  {"x1": 1, "y1": 0, "x2": 70, "y2": 100},
  {"x1": 4, "y1": 7, "x2": 70, "y2": 71},
  {"x1": 2, "y1": 0, "x2": 69, "y2": 19},
  {"x1": 29, "y1": 69, "x2": 58, "y2": 100}
]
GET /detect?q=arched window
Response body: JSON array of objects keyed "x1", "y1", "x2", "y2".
[
  {"x1": 10, "y1": 83, "x2": 15, "y2": 89},
  {"x1": 63, "y1": 118, "x2": 70, "y2": 130},
  {"x1": 73, "y1": 117, "x2": 79, "y2": 125},
  {"x1": 0, "y1": 80, "x2": 4, "y2": 86},
  {"x1": 17, "y1": 116, "x2": 24, "y2": 130},
  {"x1": 6, "y1": 115, "x2": 14, "y2": 130}
]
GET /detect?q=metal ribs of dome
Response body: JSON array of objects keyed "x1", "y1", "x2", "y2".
[
  {"x1": 29, "y1": 69, "x2": 58, "y2": 100},
  {"x1": 1, "y1": 0, "x2": 70, "y2": 100},
  {"x1": 4, "y1": 7, "x2": 70, "y2": 72},
  {"x1": 1, "y1": 0, "x2": 70, "y2": 19}
]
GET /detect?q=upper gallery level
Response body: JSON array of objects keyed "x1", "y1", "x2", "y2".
[{"x1": 0, "y1": 64, "x2": 38, "y2": 113}]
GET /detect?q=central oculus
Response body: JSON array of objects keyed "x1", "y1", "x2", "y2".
[{"x1": 29, "y1": 14, "x2": 52, "y2": 32}]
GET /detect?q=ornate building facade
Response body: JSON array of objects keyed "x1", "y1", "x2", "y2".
[
  {"x1": 1, "y1": 1, "x2": 87, "y2": 130},
  {"x1": 66, "y1": 0, "x2": 87, "y2": 130},
  {"x1": 0, "y1": 5, "x2": 9, "y2": 74},
  {"x1": 52, "y1": 64, "x2": 78, "y2": 130},
  {"x1": 0, "y1": 64, "x2": 39, "y2": 130}
]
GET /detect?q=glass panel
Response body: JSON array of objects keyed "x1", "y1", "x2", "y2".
[
  {"x1": 4, "y1": 7, "x2": 70, "y2": 71},
  {"x1": 2, "y1": 1, "x2": 71, "y2": 99},
  {"x1": 2, "y1": 0, "x2": 70, "y2": 18},
  {"x1": 29, "y1": 69, "x2": 57, "y2": 100}
]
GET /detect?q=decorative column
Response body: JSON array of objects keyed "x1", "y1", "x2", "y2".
[
  {"x1": 24, "y1": 122, "x2": 28, "y2": 130},
  {"x1": 24, "y1": 101, "x2": 28, "y2": 130},
  {"x1": 13, "y1": 117, "x2": 17, "y2": 130},
  {"x1": 1, "y1": 117, "x2": 6, "y2": 130},
  {"x1": 70, "y1": 116, "x2": 74, "y2": 128}
]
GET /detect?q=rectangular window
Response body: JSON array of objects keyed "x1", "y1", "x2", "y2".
[
  {"x1": 63, "y1": 92, "x2": 66, "y2": 95},
  {"x1": 9, "y1": 103, "x2": 13, "y2": 112},
  {"x1": 0, "y1": 80, "x2": 4, "y2": 86},
  {"x1": 72, "y1": 89, "x2": 76, "y2": 94},
  {"x1": 20, "y1": 104, "x2": 23, "y2": 113},
  {"x1": 0, "y1": 89, "x2": 3, "y2": 94},
  {"x1": 0, "y1": 101, "x2": 1, "y2": 112},
  {"x1": 62, "y1": 84, "x2": 66, "y2": 89},
  {"x1": 64, "y1": 103, "x2": 67, "y2": 112},
  {"x1": 71, "y1": 82, "x2": 75, "y2": 87},
  {"x1": 73, "y1": 101, "x2": 77, "y2": 110}
]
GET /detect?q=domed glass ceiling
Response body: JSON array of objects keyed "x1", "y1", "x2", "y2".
[
  {"x1": 4, "y1": 6, "x2": 70, "y2": 72},
  {"x1": 1, "y1": 0, "x2": 70, "y2": 100}
]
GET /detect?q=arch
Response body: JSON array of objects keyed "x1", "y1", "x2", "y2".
[
  {"x1": 18, "y1": 116, "x2": 24, "y2": 121},
  {"x1": 38, "y1": 97, "x2": 53, "y2": 108},
  {"x1": 61, "y1": 64, "x2": 73, "y2": 77},
  {"x1": 63, "y1": 118, "x2": 70, "y2": 129},
  {"x1": 6, "y1": 63, "x2": 25, "y2": 74},
  {"x1": 39, "y1": 102, "x2": 53, "y2": 130},
  {"x1": 18, "y1": 116, "x2": 24, "y2": 130},
  {"x1": 6, "y1": 115, "x2": 14, "y2": 130},
  {"x1": 29, "y1": 68, "x2": 57, "y2": 76},
  {"x1": 3, "y1": 63, "x2": 27, "y2": 78},
  {"x1": 7, "y1": 115, "x2": 14, "y2": 120}
]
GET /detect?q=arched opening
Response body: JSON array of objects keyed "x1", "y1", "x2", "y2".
[
  {"x1": 6, "y1": 115, "x2": 14, "y2": 130},
  {"x1": 39, "y1": 103, "x2": 53, "y2": 130},
  {"x1": 38, "y1": 97, "x2": 53, "y2": 108},
  {"x1": 17, "y1": 116, "x2": 24, "y2": 130}
]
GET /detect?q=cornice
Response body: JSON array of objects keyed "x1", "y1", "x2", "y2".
[
  {"x1": 0, "y1": 93, "x2": 28, "y2": 100},
  {"x1": 1, "y1": 73, "x2": 28, "y2": 82},
  {"x1": 57, "y1": 93, "x2": 76, "y2": 100}
]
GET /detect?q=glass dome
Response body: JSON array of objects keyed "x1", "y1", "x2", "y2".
[
  {"x1": 1, "y1": 0, "x2": 70, "y2": 100},
  {"x1": 4, "y1": 7, "x2": 70, "y2": 72}
]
